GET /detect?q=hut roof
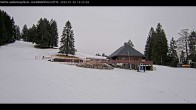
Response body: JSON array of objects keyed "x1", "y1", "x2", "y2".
[{"x1": 108, "y1": 43, "x2": 145, "y2": 58}]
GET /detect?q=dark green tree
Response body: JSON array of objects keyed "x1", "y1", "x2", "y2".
[
  {"x1": 151, "y1": 23, "x2": 168, "y2": 65},
  {"x1": 144, "y1": 27, "x2": 155, "y2": 60},
  {"x1": 28, "y1": 24, "x2": 37, "y2": 43},
  {"x1": 0, "y1": 10, "x2": 15, "y2": 45},
  {"x1": 36, "y1": 18, "x2": 51, "y2": 48},
  {"x1": 188, "y1": 31, "x2": 196, "y2": 62},
  {"x1": 0, "y1": 11, "x2": 7, "y2": 45},
  {"x1": 50, "y1": 19, "x2": 58, "y2": 47},
  {"x1": 21, "y1": 24, "x2": 29, "y2": 42},
  {"x1": 8, "y1": 17, "x2": 15, "y2": 43},
  {"x1": 168, "y1": 37, "x2": 179, "y2": 67},
  {"x1": 14, "y1": 25, "x2": 21, "y2": 40},
  {"x1": 59, "y1": 21, "x2": 76, "y2": 56}
]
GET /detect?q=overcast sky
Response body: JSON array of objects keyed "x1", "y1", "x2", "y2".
[{"x1": 1, "y1": 6, "x2": 196, "y2": 55}]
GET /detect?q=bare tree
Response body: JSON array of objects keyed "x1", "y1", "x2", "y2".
[{"x1": 177, "y1": 29, "x2": 190, "y2": 62}]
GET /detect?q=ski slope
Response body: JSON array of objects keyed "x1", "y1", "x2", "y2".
[{"x1": 0, "y1": 41, "x2": 196, "y2": 103}]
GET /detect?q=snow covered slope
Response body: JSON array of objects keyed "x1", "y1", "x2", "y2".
[{"x1": 0, "y1": 41, "x2": 196, "y2": 103}]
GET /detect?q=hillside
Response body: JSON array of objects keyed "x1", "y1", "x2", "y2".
[{"x1": 0, "y1": 41, "x2": 196, "y2": 103}]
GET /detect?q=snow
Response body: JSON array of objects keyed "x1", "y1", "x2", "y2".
[{"x1": 0, "y1": 41, "x2": 196, "y2": 103}]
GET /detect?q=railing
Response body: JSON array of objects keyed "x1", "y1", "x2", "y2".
[{"x1": 105, "y1": 60, "x2": 153, "y2": 65}]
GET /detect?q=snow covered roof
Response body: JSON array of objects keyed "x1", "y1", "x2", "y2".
[{"x1": 108, "y1": 43, "x2": 145, "y2": 58}]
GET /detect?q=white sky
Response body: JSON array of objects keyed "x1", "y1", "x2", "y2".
[{"x1": 1, "y1": 6, "x2": 196, "y2": 55}]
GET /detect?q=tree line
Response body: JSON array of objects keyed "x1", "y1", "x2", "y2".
[
  {"x1": 20, "y1": 18, "x2": 58, "y2": 48},
  {"x1": 144, "y1": 23, "x2": 196, "y2": 67},
  {"x1": 21, "y1": 18, "x2": 76, "y2": 55},
  {"x1": 0, "y1": 9, "x2": 59, "y2": 48},
  {"x1": 0, "y1": 9, "x2": 76, "y2": 56}
]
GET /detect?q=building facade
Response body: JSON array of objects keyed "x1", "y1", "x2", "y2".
[{"x1": 107, "y1": 43, "x2": 153, "y2": 70}]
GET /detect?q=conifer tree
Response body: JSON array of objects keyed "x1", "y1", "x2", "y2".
[
  {"x1": 14, "y1": 25, "x2": 21, "y2": 40},
  {"x1": 59, "y1": 21, "x2": 76, "y2": 56},
  {"x1": 28, "y1": 24, "x2": 37, "y2": 43},
  {"x1": 168, "y1": 37, "x2": 179, "y2": 67},
  {"x1": 151, "y1": 23, "x2": 168, "y2": 65},
  {"x1": 188, "y1": 31, "x2": 196, "y2": 62},
  {"x1": 144, "y1": 27, "x2": 155, "y2": 60},
  {"x1": 0, "y1": 10, "x2": 15, "y2": 45},
  {"x1": 0, "y1": 11, "x2": 7, "y2": 45},
  {"x1": 36, "y1": 18, "x2": 51, "y2": 48},
  {"x1": 50, "y1": 19, "x2": 58, "y2": 47},
  {"x1": 21, "y1": 24, "x2": 28, "y2": 42}
]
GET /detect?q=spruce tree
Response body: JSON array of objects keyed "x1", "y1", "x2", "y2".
[
  {"x1": 36, "y1": 18, "x2": 51, "y2": 48},
  {"x1": 10, "y1": 17, "x2": 15, "y2": 43},
  {"x1": 151, "y1": 23, "x2": 168, "y2": 65},
  {"x1": 188, "y1": 31, "x2": 196, "y2": 62},
  {"x1": 14, "y1": 25, "x2": 21, "y2": 40},
  {"x1": 0, "y1": 11, "x2": 7, "y2": 45},
  {"x1": 160, "y1": 29, "x2": 168, "y2": 65},
  {"x1": 168, "y1": 37, "x2": 179, "y2": 67},
  {"x1": 21, "y1": 24, "x2": 28, "y2": 42},
  {"x1": 0, "y1": 10, "x2": 15, "y2": 45},
  {"x1": 50, "y1": 19, "x2": 58, "y2": 47},
  {"x1": 28, "y1": 24, "x2": 37, "y2": 43},
  {"x1": 59, "y1": 21, "x2": 76, "y2": 56},
  {"x1": 144, "y1": 27, "x2": 155, "y2": 60},
  {"x1": 189, "y1": 31, "x2": 196, "y2": 54}
]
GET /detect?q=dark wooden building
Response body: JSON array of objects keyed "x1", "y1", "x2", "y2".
[{"x1": 107, "y1": 43, "x2": 153, "y2": 70}]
